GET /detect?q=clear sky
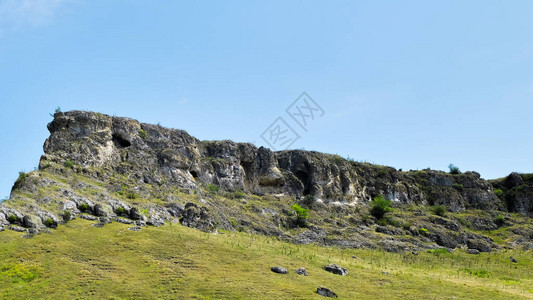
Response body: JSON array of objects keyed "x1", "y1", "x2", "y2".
[{"x1": 1, "y1": 0, "x2": 532, "y2": 200}]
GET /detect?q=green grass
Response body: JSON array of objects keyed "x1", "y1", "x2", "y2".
[{"x1": 1, "y1": 219, "x2": 532, "y2": 299}]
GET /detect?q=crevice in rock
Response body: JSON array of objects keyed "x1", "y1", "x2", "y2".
[{"x1": 112, "y1": 134, "x2": 131, "y2": 148}]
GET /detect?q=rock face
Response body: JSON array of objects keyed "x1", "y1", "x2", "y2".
[
  {"x1": 1, "y1": 110, "x2": 533, "y2": 252},
  {"x1": 36, "y1": 111, "x2": 506, "y2": 210}
]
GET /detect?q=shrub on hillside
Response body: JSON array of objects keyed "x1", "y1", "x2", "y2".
[
  {"x1": 370, "y1": 196, "x2": 393, "y2": 220},
  {"x1": 292, "y1": 204, "x2": 309, "y2": 227},
  {"x1": 431, "y1": 205, "x2": 447, "y2": 217},
  {"x1": 62, "y1": 210, "x2": 71, "y2": 223},
  {"x1": 139, "y1": 129, "x2": 148, "y2": 140},
  {"x1": 494, "y1": 214, "x2": 506, "y2": 227},
  {"x1": 79, "y1": 203, "x2": 89, "y2": 212},
  {"x1": 448, "y1": 164, "x2": 461, "y2": 175},
  {"x1": 63, "y1": 160, "x2": 75, "y2": 168},
  {"x1": 494, "y1": 189, "x2": 504, "y2": 198},
  {"x1": 206, "y1": 184, "x2": 219, "y2": 194}
]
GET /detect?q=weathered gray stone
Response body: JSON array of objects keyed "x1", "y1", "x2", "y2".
[
  {"x1": 271, "y1": 266, "x2": 288, "y2": 274},
  {"x1": 467, "y1": 249, "x2": 480, "y2": 255},
  {"x1": 79, "y1": 214, "x2": 97, "y2": 221},
  {"x1": 295, "y1": 268, "x2": 308, "y2": 276},
  {"x1": 317, "y1": 286, "x2": 337, "y2": 298},
  {"x1": 322, "y1": 264, "x2": 348, "y2": 276}
]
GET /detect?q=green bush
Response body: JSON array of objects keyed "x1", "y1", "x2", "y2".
[
  {"x1": 206, "y1": 184, "x2": 219, "y2": 193},
  {"x1": 402, "y1": 221, "x2": 413, "y2": 230},
  {"x1": 139, "y1": 129, "x2": 148, "y2": 140},
  {"x1": 452, "y1": 183, "x2": 464, "y2": 191},
  {"x1": 292, "y1": 204, "x2": 309, "y2": 227},
  {"x1": 494, "y1": 214, "x2": 506, "y2": 227},
  {"x1": 228, "y1": 218, "x2": 238, "y2": 227},
  {"x1": 233, "y1": 190, "x2": 245, "y2": 199},
  {"x1": 462, "y1": 268, "x2": 491, "y2": 278},
  {"x1": 419, "y1": 227, "x2": 429, "y2": 236},
  {"x1": 494, "y1": 189, "x2": 504, "y2": 198},
  {"x1": 79, "y1": 203, "x2": 89, "y2": 212},
  {"x1": 448, "y1": 164, "x2": 461, "y2": 174},
  {"x1": 14, "y1": 171, "x2": 27, "y2": 188},
  {"x1": 126, "y1": 192, "x2": 138, "y2": 200},
  {"x1": 44, "y1": 218, "x2": 57, "y2": 228},
  {"x1": 430, "y1": 205, "x2": 447, "y2": 217},
  {"x1": 63, "y1": 160, "x2": 75, "y2": 168},
  {"x1": 116, "y1": 207, "x2": 126, "y2": 216},
  {"x1": 62, "y1": 210, "x2": 71, "y2": 223},
  {"x1": 428, "y1": 248, "x2": 450, "y2": 254},
  {"x1": 369, "y1": 196, "x2": 393, "y2": 220},
  {"x1": 7, "y1": 215, "x2": 18, "y2": 224},
  {"x1": 377, "y1": 216, "x2": 400, "y2": 227}
]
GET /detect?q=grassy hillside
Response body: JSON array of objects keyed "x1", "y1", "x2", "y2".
[{"x1": 1, "y1": 219, "x2": 532, "y2": 299}]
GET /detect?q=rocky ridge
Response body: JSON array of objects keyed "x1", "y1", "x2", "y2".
[{"x1": 1, "y1": 111, "x2": 532, "y2": 253}]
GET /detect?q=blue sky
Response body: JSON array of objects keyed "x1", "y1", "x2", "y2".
[{"x1": 1, "y1": 0, "x2": 532, "y2": 199}]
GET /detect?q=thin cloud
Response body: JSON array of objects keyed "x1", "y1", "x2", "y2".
[{"x1": 0, "y1": 0, "x2": 75, "y2": 30}]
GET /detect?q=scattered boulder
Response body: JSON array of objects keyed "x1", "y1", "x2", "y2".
[
  {"x1": 94, "y1": 204, "x2": 113, "y2": 217},
  {"x1": 8, "y1": 225, "x2": 27, "y2": 232},
  {"x1": 147, "y1": 215, "x2": 165, "y2": 227},
  {"x1": 116, "y1": 218, "x2": 133, "y2": 224},
  {"x1": 128, "y1": 226, "x2": 142, "y2": 231},
  {"x1": 295, "y1": 268, "x2": 308, "y2": 276},
  {"x1": 271, "y1": 266, "x2": 288, "y2": 274},
  {"x1": 179, "y1": 203, "x2": 215, "y2": 232},
  {"x1": 467, "y1": 249, "x2": 480, "y2": 255},
  {"x1": 322, "y1": 264, "x2": 348, "y2": 276},
  {"x1": 79, "y1": 214, "x2": 97, "y2": 221},
  {"x1": 317, "y1": 286, "x2": 337, "y2": 298},
  {"x1": 466, "y1": 237, "x2": 493, "y2": 253},
  {"x1": 129, "y1": 207, "x2": 144, "y2": 220},
  {"x1": 510, "y1": 256, "x2": 518, "y2": 263}
]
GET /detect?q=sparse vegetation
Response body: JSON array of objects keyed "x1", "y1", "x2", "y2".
[
  {"x1": 49, "y1": 106, "x2": 61, "y2": 117},
  {"x1": 62, "y1": 210, "x2": 71, "y2": 223},
  {"x1": 452, "y1": 183, "x2": 464, "y2": 191},
  {"x1": 494, "y1": 214, "x2": 506, "y2": 227},
  {"x1": 206, "y1": 184, "x2": 219, "y2": 194},
  {"x1": 139, "y1": 129, "x2": 148, "y2": 140},
  {"x1": 461, "y1": 268, "x2": 491, "y2": 278},
  {"x1": 448, "y1": 163, "x2": 461, "y2": 174},
  {"x1": 428, "y1": 248, "x2": 450, "y2": 255},
  {"x1": 7, "y1": 215, "x2": 18, "y2": 224},
  {"x1": 430, "y1": 205, "x2": 447, "y2": 217},
  {"x1": 115, "y1": 207, "x2": 126, "y2": 216},
  {"x1": 494, "y1": 189, "x2": 504, "y2": 198},
  {"x1": 79, "y1": 203, "x2": 89, "y2": 212},
  {"x1": 63, "y1": 160, "x2": 75, "y2": 168},
  {"x1": 233, "y1": 190, "x2": 245, "y2": 199},
  {"x1": 44, "y1": 218, "x2": 56, "y2": 228},
  {"x1": 14, "y1": 171, "x2": 27, "y2": 188},
  {"x1": 126, "y1": 192, "x2": 138, "y2": 200},
  {"x1": 419, "y1": 227, "x2": 429, "y2": 236},
  {"x1": 369, "y1": 195, "x2": 393, "y2": 220},
  {"x1": 228, "y1": 218, "x2": 238, "y2": 227}
]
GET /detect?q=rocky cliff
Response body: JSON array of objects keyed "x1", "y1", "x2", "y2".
[{"x1": 1, "y1": 111, "x2": 532, "y2": 253}]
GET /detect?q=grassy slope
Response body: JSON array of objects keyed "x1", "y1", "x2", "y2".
[{"x1": 1, "y1": 220, "x2": 532, "y2": 299}]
